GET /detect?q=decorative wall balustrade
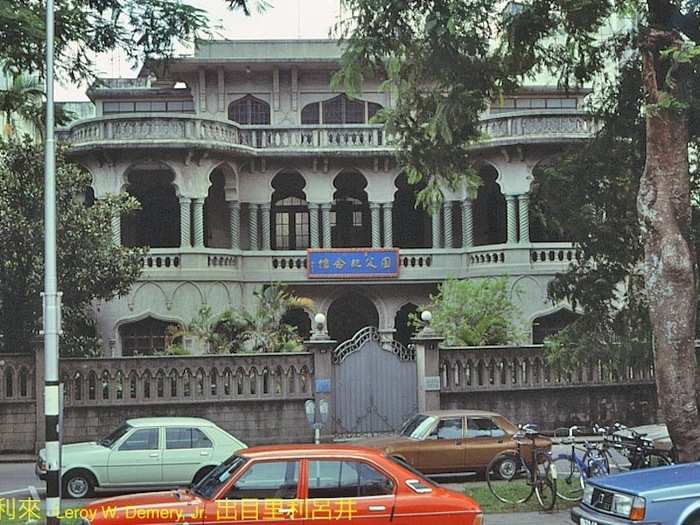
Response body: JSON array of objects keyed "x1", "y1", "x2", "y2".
[
  {"x1": 0, "y1": 354, "x2": 35, "y2": 402},
  {"x1": 439, "y1": 346, "x2": 655, "y2": 393},
  {"x1": 58, "y1": 354, "x2": 313, "y2": 406},
  {"x1": 479, "y1": 110, "x2": 596, "y2": 144}
]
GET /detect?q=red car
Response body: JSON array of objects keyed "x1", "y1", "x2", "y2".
[{"x1": 78, "y1": 444, "x2": 483, "y2": 525}]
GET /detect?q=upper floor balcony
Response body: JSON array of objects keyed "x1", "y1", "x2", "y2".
[{"x1": 58, "y1": 108, "x2": 595, "y2": 157}]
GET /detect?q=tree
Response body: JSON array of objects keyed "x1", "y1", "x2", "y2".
[
  {"x1": 0, "y1": 0, "x2": 256, "y2": 82},
  {"x1": 418, "y1": 278, "x2": 524, "y2": 346},
  {"x1": 0, "y1": 138, "x2": 143, "y2": 355},
  {"x1": 337, "y1": 1, "x2": 700, "y2": 460},
  {"x1": 167, "y1": 285, "x2": 314, "y2": 354}
]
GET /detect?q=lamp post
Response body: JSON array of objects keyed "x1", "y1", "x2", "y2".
[{"x1": 43, "y1": 0, "x2": 62, "y2": 523}]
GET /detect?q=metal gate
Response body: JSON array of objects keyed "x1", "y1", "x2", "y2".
[{"x1": 332, "y1": 327, "x2": 417, "y2": 438}]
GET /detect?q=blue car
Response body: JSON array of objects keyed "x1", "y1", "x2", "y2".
[{"x1": 571, "y1": 463, "x2": 700, "y2": 525}]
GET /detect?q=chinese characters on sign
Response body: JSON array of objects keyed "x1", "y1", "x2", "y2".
[{"x1": 307, "y1": 249, "x2": 400, "y2": 279}]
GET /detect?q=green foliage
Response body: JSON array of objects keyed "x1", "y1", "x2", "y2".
[
  {"x1": 0, "y1": 138, "x2": 144, "y2": 355},
  {"x1": 0, "y1": 0, "x2": 256, "y2": 82},
  {"x1": 419, "y1": 278, "x2": 524, "y2": 346},
  {"x1": 169, "y1": 284, "x2": 313, "y2": 354}
]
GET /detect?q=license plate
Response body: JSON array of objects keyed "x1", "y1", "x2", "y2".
[{"x1": 580, "y1": 518, "x2": 598, "y2": 525}]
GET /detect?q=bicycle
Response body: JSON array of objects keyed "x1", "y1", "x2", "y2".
[
  {"x1": 604, "y1": 423, "x2": 674, "y2": 469},
  {"x1": 486, "y1": 424, "x2": 557, "y2": 511},
  {"x1": 551, "y1": 425, "x2": 610, "y2": 501}
]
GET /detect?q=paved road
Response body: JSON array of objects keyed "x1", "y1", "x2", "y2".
[{"x1": 0, "y1": 462, "x2": 573, "y2": 523}]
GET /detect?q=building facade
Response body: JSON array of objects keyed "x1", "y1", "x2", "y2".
[{"x1": 58, "y1": 40, "x2": 594, "y2": 357}]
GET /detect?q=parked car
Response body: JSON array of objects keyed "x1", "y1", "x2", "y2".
[
  {"x1": 571, "y1": 463, "x2": 700, "y2": 525},
  {"x1": 359, "y1": 409, "x2": 551, "y2": 477},
  {"x1": 80, "y1": 444, "x2": 484, "y2": 525},
  {"x1": 36, "y1": 417, "x2": 246, "y2": 499}
]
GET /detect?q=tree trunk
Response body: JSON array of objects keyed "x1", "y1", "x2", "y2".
[{"x1": 638, "y1": 30, "x2": 700, "y2": 462}]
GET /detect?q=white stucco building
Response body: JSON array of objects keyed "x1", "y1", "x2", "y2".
[{"x1": 57, "y1": 39, "x2": 592, "y2": 356}]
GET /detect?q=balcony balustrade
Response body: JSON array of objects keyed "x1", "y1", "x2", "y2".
[{"x1": 58, "y1": 109, "x2": 594, "y2": 155}]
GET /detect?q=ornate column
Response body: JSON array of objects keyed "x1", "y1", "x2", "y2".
[
  {"x1": 179, "y1": 196, "x2": 191, "y2": 248},
  {"x1": 321, "y1": 203, "x2": 332, "y2": 248},
  {"x1": 431, "y1": 209, "x2": 441, "y2": 249},
  {"x1": 443, "y1": 201, "x2": 454, "y2": 249},
  {"x1": 382, "y1": 202, "x2": 393, "y2": 248},
  {"x1": 228, "y1": 200, "x2": 241, "y2": 250},
  {"x1": 309, "y1": 203, "x2": 321, "y2": 249},
  {"x1": 248, "y1": 203, "x2": 259, "y2": 250},
  {"x1": 111, "y1": 210, "x2": 121, "y2": 246},
  {"x1": 192, "y1": 197, "x2": 205, "y2": 248},
  {"x1": 370, "y1": 202, "x2": 381, "y2": 248},
  {"x1": 461, "y1": 198, "x2": 473, "y2": 248},
  {"x1": 261, "y1": 202, "x2": 272, "y2": 250},
  {"x1": 506, "y1": 194, "x2": 517, "y2": 245},
  {"x1": 519, "y1": 193, "x2": 530, "y2": 243}
]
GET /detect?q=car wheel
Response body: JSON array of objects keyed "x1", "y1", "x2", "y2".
[
  {"x1": 496, "y1": 456, "x2": 518, "y2": 480},
  {"x1": 63, "y1": 469, "x2": 96, "y2": 499},
  {"x1": 192, "y1": 466, "x2": 214, "y2": 485}
]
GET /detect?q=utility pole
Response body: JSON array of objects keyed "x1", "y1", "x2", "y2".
[{"x1": 43, "y1": 0, "x2": 62, "y2": 523}]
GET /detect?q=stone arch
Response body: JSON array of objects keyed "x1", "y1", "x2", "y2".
[
  {"x1": 130, "y1": 282, "x2": 169, "y2": 313},
  {"x1": 204, "y1": 165, "x2": 230, "y2": 248},
  {"x1": 531, "y1": 306, "x2": 580, "y2": 344},
  {"x1": 205, "y1": 282, "x2": 233, "y2": 310},
  {"x1": 529, "y1": 156, "x2": 569, "y2": 242},
  {"x1": 115, "y1": 311, "x2": 183, "y2": 356},
  {"x1": 170, "y1": 281, "x2": 206, "y2": 320},
  {"x1": 393, "y1": 173, "x2": 431, "y2": 248},
  {"x1": 121, "y1": 161, "x2": 180, "y2": 247},
  {"x1": 393, "y1": 303, "x2": 419, "y2": 348},
  {"x1": 327, "y1": 292, "x2": 380, "y2": 344},
  {"x1": 281, "y1": 308, "x2": 312, "y2": 341},
  {"x1": 332, "y1": 169, "x2": 370, "y2": 247},
  {"x1": 473, "y1": 162, "x2": 506, "y2": 245}
]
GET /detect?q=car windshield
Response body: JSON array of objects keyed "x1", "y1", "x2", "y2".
[
  {"x1": 99, "y1": 423, "x2": 132, "y2": 448},
  {"x1": 400, "y1": 414, "x2": 436, "y2": 439},
  {"x1": 191, "y1": 455, "x2": 248, "y2": 499}
]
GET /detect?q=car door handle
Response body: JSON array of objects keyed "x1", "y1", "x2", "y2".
[
  {"x1": 149, "y1": 452, "x2": 159, "y2": 457},
  {"x1": 200, "y1": 451, "x2": 209, "y2": 456},
  {"x1": 368, "y1": 506, "x2": 386, "y2": 512}
]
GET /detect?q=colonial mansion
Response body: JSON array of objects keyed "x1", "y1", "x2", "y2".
[{"x1": 58, "y1": 39, "x2": 592, "y2": 357}]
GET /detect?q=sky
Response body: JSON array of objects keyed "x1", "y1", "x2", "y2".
[{"x1": 56, "y1": 0, "x2": 343, "y2": 101}]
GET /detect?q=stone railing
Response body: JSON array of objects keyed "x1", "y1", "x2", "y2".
[
  {"x1": 0, "y1": 354, "x2": 35, "y2": 402},
  {"x1": 58, "y1": 353, "x2": 313, "y2": 407},
  {"x1": 439, "y1": 345, "x2": 655, "y2": 393},
  {"x1": 59, "y1": 110, "x2": 594, "y2": 154},
  {"x1": 477, "y1": 109, "x2": 596, "y2": 148}
]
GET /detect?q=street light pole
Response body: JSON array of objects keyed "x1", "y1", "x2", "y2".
[{"x1": 43, "y1": 0, "x2": 62, "y2": 523}]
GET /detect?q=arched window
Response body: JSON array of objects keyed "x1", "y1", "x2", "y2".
[
  {"x1": 532, "y1": 309, "x2": 580, "y2": 344},
  {"x1": 119, "y1": 317, "x2": 175, "y2": 356},
  {"x1": 394, "y1": 303, "x2": 419, "y2": 348},
  {"x1": 332, "y1": 171, "x2": 370, "y2": 248},
  {"x1": 393, "y1": 173, "x2": 431, "y2": 248},
  {"x1": 301, "y1": 95, "x2": 383, "y2": 125},
  {"x1": 271, "y1": 172, "x2": 310, "y2": 250},
  {"x1": 228, "y1": 95, "x2": 270, "y2": 125}
]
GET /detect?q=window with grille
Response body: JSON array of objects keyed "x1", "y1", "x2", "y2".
[
  {"x1": 228, "y1": 95, "x2": 271, "y2": 125},
  {"x1": 272, "y1": 196, "x2": 309, "y2": 250}
]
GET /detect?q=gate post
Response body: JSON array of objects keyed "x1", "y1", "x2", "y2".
[
  {"x1": 413, "y1": 312, "x2": 443, "y2": 412},
  {"x1": 306, "y1": 314, "x2": 337, "y2": 441}
]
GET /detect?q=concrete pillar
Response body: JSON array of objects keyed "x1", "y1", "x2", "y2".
[
  {"x1": 192, "y1": 197, "x2": 205, "y2": 248},
  {"x1": 443, "y1": 200, "x2": 453, "y2": 248},
  {"x1": 179, "y1": 196, "x2": 191, "y2": 248},
  {"x1": 506, "y1": 194, "x2": 517, "y2": 245},
  {"x1": 321, "y1": 203, "x2": 332, "y2": 248},
  {"x1": 519, "y1": 193, "x2": 530, "y2": 243},
  {"x1": 248, "y1": 203, "x2": 259, "y2": 250},
  {"x1": 413, "y1": 321, "x2": 444, "y2": 412},
  {"x1": 461, "y1": 198, "x2": 473, "y2": 248},
  {"x1": 305, "y1": 337, "x2": 337, "y2": 441},
  {"x1": 261, "y1": 202, "x2": 272, "y2": 250},
  {"x1": 370, "y1": 202, "x2": 381, "y2": 248},
  {"x1": 432, "y1": 208, "x2": 441, "y2": 249},
  {"x1": 382, "y1": 202, "x2": 393, "y2": 248},
  {"x1": 228, "y1": 200, "x2": 241, "y2": 250},
  {"x1": 309, "y1": 203, "x2": 321, "y2": 249},
  {"x1": 111, "y1": 210, "x2": 121, "y2": 246}
]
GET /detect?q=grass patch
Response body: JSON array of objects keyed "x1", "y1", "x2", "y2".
[{"x1": 463, "y1": 481, "x2": 578, "y2": 514}]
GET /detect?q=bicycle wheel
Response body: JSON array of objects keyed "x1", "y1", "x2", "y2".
[
  {"x1": 552, "y1": 455, "x2": 584, "y2": 501},
  {"x1": 486, "y1": 452, "x2": 535, "y2": 504},
  {"x1": 535, "y1": 477, "x2": 557, "y2": 511},
  {"x1": 642, "y1": 453, "x2": 673, "y2": 468}
]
